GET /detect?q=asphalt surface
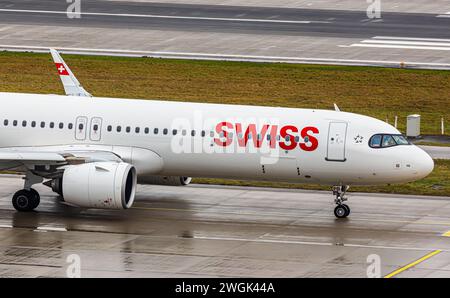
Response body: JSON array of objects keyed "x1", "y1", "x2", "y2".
[
  {"x1": 0, "y1": 176, "x2": 449, "y2": 277},
  {"x1": 0, "y1": 0, "x2": 449, "y2": 66},
  {"x1": 420, "y1": 146, "x2": 450, "y2": 160},
  {"x1": 103, "y1": 0, "x2": 449, "y2": 14},
  {"x1": 0, "y1": 1, "x2": 448, "y2": 38}
]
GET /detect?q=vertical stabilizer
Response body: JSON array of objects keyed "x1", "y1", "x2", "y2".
[{"x1": 50, "y1": 49, "x2": 92, "y2": 97}]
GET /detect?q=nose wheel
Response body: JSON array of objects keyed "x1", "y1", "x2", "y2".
[
  {"x1": 333, "y1": 185, "x2": 350, "y2": 218},
  {"x1": 334, "y1": 204, "x2": 350, "y2": 218},
  {"x1": 12, "y1": 189, "x2": 41, "y2": 212}
]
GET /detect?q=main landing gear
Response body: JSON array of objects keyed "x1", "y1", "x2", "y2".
[
  {"x1": 12, "y1": 172, "x2": 43, "y2": 212},
  {"x1": 12, "y1": 189, "x2": 40, "y2": 212},
  {"x1": 333, "y1": 185, "x2": 350, "y2": 219}
]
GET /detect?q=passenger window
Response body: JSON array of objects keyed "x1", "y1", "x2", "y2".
[
  {"x1": 267, "y1": 135, "x2": 271, "y2": 141},
  {"x1": 31, "y1": 121, "x2": 36, "y2": 128},
  {"x1": 163, "y1": 128, "x2": 168, "y2": 135},
  {"x1": 22, "y1": 121, "x2": 27, "y2": 127},
  {"x1": 78, "y1": 123, "x2": 83, "y2": 130},
  {"x1": 68, "y1": 123, "x2": 73, "y2": 130},
  {"x1": 191, "y1": 130, "x2": 196, "y2": 137},
  {"x1": 126, "y1": 126, "x2": 130, "y2": 133},
  {"x1": 135, "y1": 127, "x2": 140, "y2": 133},
  {"x1": 59, "y1": 122, "x2": 64, "y2": 129},
  {"x1": 369, "y1": 134, "x2": 382, "y2": 148},
  {"x1": 210, "y1": 131, "x2": 214, "y2": 137},
  {"x1": 154, "y1": 128, "x2": 159, "y2": 134},
  {"x1": 117, "y1": 126, "x2": 121, "y2": 132},
  {"x1": 40, "y1": 122, "x2": 45, "y2": 128},
  {"x1": 201, "y1": 130, "x2": 206, "y2": 137},
  {"x1": 93, "y1": 124, "x2": 98, "y2": 131},
  {"x1": 13, "y1": 120, "x2": 17, "y2": 126},
  {"x1": 172, "y1": 129, "x2": 177, "y2": 135},
  {"x1": 3, "y1": 119, "x2": 8, "y2": 126},
  {"x1": 107, "y1": 125, "x2": 112, "y2": 132},
  {"x1": 144, "y1": 127, "x2": 149, "y2": 134},
  {"x1": 50, "y1": 122, "x2": 54, "y2": 128},
  {"x1": 182, "y1": 129, "x2": 187, "y2": 136}
]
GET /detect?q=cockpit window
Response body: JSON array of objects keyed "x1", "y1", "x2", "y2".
[
  {"x1": 369, "y1": 134, "x2": 410, "y2": 148},
  {"x1": 382, "y1": 135, "x2": 396, "y2": 147},
  {"x1": 369, "y1": 134, "x2": 382, "y2": 148},
  {"x1": 392, "y1": 135, "x2": 409, "y2": 145}
]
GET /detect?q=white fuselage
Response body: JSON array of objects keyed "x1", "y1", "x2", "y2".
[{"x1": 0, "y1": 92, "x2": 434, "y2": 186}]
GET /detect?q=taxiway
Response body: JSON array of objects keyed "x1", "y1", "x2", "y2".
[{"x1": 0, "y1": 175, "x2": 449, "y2": 277}]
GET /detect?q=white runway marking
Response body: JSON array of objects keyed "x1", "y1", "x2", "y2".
[
  {"x1": 0, "y1": 8, "x2": 330, "y2": 24},
  {"x1": 349, "y1": 36, "x2": 450, "y2": 51},
  {"x1": 194, "y1": 235, "x2": 449, "y2": 253},
  {"x1": 362, "y1": 40, "x2": 450, "y2": 47},
  {"x1": 373, "y1": 36, "x2": 450, "y2": 42},
  {"x1": 351, "y1": 44, "x2": 450, "y2": 51},
  {"x1": 436, "y1": 12, "x2": 450, "y2": 18},
  {"x1": 35, "y1": 226, "x2": 67, "y2": 232}
]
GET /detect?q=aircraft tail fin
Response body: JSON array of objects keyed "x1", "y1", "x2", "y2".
[
  {"x1": 50, "y1": 49, "x2": 92, "y2": 97},
  {"x1": 333, "y1": 103, "x2": 341, "y2": 112}
]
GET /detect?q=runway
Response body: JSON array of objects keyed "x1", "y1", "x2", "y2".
[
  {"x1": 1, "y1": 1, "x2": 449, "y2": 38},
  {"x1": 0, "y1": 0, "x2": 449, "y2": 67},
  {"x1": 0, "y1": 175, "x2": 449, "y2": 277}
]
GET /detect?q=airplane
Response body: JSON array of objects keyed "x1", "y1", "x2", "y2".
[{"x1": 0, "y1": 49, "x2": 434, "y2": 218}]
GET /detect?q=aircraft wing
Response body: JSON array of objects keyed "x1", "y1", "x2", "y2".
[
  {"x1": 0, "y1": 148, "x2": 122, "y2": 175},
  {"x1": 0, "y1": 152, "x2": 66, "y2": 164},
  {"x1": 50, "y1": 49, "x2": 92, "y2": 97}
]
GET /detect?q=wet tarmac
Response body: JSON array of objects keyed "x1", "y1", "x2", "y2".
[{"x1": 0, "y1": 175, "x2": 449, "y2": 278}]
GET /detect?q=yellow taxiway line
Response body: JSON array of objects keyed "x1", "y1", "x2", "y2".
[{"x1": 384, "y1": 249, "x2": 442, "y2": 278}]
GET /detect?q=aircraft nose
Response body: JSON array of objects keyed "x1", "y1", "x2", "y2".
[{"x1": 414, "y1": 146, "x2": 434, "y2": 179}]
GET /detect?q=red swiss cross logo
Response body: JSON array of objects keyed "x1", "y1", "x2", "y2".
[{"x1": 55, "y1": 63, "x2": 69, "y2": 76}]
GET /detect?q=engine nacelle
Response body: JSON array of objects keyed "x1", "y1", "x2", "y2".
[
  {"x1": 61, "y1": 162, "x2": 137, "y2": 209},
  {"x1": 138, "y1": 175, "x2": 192, "y2": 186}
]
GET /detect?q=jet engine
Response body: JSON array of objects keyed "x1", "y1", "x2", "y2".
[
  {"x1": 138, "y1": 175, "x2": 192, "y2": 186},
  {"x1": 46, "y1": 162, "x2": 137, "y2": 209}
]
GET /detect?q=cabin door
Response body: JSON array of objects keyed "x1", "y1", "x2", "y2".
[{"x1": 326, "y1": 122, "x2": 347, "y2": 162}]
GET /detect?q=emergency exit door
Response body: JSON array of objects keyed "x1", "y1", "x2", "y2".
[
  {"x1": 75, "y1": 116, "x2": 88, "y2": 140},
  {"x1": 326, "y1": 122, "x2": 347, "y2": 162},
  {"x1": 90, "y1": 117, "x2": 103, "y2": 141}
]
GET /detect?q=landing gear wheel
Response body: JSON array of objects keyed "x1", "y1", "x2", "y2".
[
  {"x1": 334, "y1": 205, "x2": 349, "y2": 219},
  {"x1": 12, "y1": 189, "x2": 40, "y2": 212},
  {"x1": 341, "y1": 204, "x2": 350, "y2": 217},
  {"x1": 29, "y1": 188, "x2": 40, "y2": 209}
]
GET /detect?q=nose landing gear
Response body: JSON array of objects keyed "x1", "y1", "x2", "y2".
[{"x1": 333, "y1": 185, "x2": 350, "y2": 218}]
